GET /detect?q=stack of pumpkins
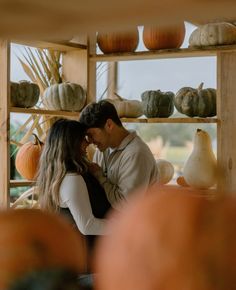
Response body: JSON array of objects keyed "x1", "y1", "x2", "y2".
[
  {"x1": 97, "y1": 22, "x2": 186, "y2": 54},
  {"x1": 10, "y1": 80, "x2": 87, "y2": 112},
  {"x1": 97, "y1": 25, "x2": 217, "y2": 119},
  {"x1": 97, "y1": 23, "x2": 186, "y2": 119},
  {"x1": 140, "y1": 82, "x2": 216, "y2": 119},
  {"x1": 105, "y1": 83, "x2": 216, "y2": 119}
]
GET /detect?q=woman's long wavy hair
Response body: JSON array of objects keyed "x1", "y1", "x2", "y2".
[{"x1": 37, "y1": 119, "x2": 88, "y2": 212}]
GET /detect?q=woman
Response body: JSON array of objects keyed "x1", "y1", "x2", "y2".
[{"x1": 37, "y1": 119, "x2": 111, "y2": 242}]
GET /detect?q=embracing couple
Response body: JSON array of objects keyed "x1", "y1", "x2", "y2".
[{"x1": 37, "y1": 100, "x2": 158, "y2": 252}]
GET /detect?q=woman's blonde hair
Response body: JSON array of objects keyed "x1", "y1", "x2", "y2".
[{"x1": 37, "y1": 119, "x2": 87, "y2": 212}]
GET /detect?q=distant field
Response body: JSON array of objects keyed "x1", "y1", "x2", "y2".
[
  {"x1": 165, "y1": 146, "x2": 191, "y2": 172},
  {"x1": 166, "y1": 146, "x2": 190, "y2": 163}
]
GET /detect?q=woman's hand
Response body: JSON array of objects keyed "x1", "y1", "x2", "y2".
[{"x1": 88, "y1": 162, "x2": 102, "y2": 175}]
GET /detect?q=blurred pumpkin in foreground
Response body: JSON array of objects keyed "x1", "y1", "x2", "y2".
[
  {"x1": 0, "y1": 209, "x2": 87, "y2": 289},
  {"x1": 94, "y1": 185, "x2": 236, "y2": 290}
]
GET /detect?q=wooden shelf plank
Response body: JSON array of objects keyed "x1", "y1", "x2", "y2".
[
  {"x1": 90, "y1": 45, "x2": 236, "y2": 62},
  {"x1": 10, "y1": 180, "x2": 35, "y2": 188},
  {"x1": 10, "y1": 107, "x2": 80, "y2": 117},
  {"x1": 10, "y1": 108, "x2": 217, "y2": 123},
  {"x1": 12, "y1": 40, "x2": 87, "y2": 52},
  {"x1": 160, "y1": 184, "x2": 217, "y2": 200},
  {"x1": 121, "y1": 117, "x2": 218, "y2": 123}
]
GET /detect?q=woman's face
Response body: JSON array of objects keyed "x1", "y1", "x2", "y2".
[{"x1": 80, "y1": 137, "x2": 90, "y2": 156}]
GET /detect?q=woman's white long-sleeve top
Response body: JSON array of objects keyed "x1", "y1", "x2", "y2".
[{"x1": 59, "y1": 173, "x2": 107, "y2": 235}]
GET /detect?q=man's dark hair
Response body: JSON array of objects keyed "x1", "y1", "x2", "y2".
[{"x1": 79, "y1": 100, "x2": 122, "y2": 128}]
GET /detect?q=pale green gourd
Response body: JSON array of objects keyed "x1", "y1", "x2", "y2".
[
  {"x1": 183, "y1": 129, "x2": 217, "y2": 189},
  {"x1": 107, "y1": 93, "x2": 143, "y2": 118},
  {"x1": 43, "y1": 82, "x2": 86, "y2": 111}
]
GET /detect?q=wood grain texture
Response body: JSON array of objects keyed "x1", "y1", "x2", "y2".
[
  {"x1": 217, "y1": 52, "x2": 236, "y2": 193},
  {"x1": 0, "y1": 40, "x2": 10, "y2": 208},
  {"x1": 0, "y1": 0, "x2": 235, "y2": 40}
]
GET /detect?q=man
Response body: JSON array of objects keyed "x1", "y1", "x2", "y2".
[{"x1": 79, "y1": 100, "x2": 158, "y2": 209}]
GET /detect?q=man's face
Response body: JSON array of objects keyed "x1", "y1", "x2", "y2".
[{"x1": 86, "y1": 127, "x2": 111, "y2": 152}]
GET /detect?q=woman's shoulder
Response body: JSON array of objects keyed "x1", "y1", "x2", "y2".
[
  {"x1": 63, "y1": 172, "x2": 84, "y2": 180},
  {"x1": 61, "y1": 173, "x2": 86, "y2": 187},
  {"x1": 60, "y1": 173, "x2": 87, "y2": 198}
]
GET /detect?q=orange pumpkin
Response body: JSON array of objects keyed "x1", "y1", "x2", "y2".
[
  {"x1": 176, "y1": 175, "x2": 190, "y2": 187},
  {"x1": 143, "y1": 22, "x2": 186, "y2": 50},
  {"x1": 95, "y1": 184, "x2": 236, "y2": 290},
  {"x1": 15, "y1": 134, "x2": 43, "y2": 180},
  {"x1": 97, "y1": 28, "x2": 139, "y2": 54},
  {"x1": 0, "y1": 209, "x2": 88, "y2": 289}
]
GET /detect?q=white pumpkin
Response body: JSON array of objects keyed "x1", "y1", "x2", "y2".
[
  {"x1": 156, "y1": 159, "x2": 174, "y2": 184},
  {"x1": 189, "y1": 22, "x2": 236, "y2": 47},
  {"x1": 183, "y1": 129, "x2": 217, "y2": 189},
  {"x1": 43, "y1": 82, "x2": 86, "y2": 111},
  {"x1": 107, "y1": 93, "x2": 143, "y2": 118}
]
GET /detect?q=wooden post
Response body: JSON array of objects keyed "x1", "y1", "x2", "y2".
[
  {"x1": 0, "y1": 40, "x2": 10, "y2": 208},
  {"x1": 87, "y1": 33, "x2": 97, "y2": 103},
  {"x1": 217, "y1": 51, "x2": 236, "y2": 194},
  {"x1": 107, "y1": 62, "x2": 118, "y2": 98}
]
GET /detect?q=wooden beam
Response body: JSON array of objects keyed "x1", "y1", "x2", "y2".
[
  {"x1": 87, "y1": 34, "x2": 97, "y2": 104},
  {"x1": 0, "y1": 0, "x2": 235, "y2": 39},
  {"x1": 89, "y1": 45, "x2": 236, "y2": 62},
  {"x1": 10, "y1": 107, "x2": 80, "y2": 117},
  {"x1": 0, "y1": 40, "x2": 10, "y2": 208},
  {"x1": 107, "y1": 62, "x2": 118, "y2": 97},
  {"x1": 217, "y1": 51, "x2": 236, "y2": 194},
  {"x1": 12, "y1": 40, "x2": 87, "y2": 52},
  {"x1": 10, "y1": 180, "x2": 36, "y2": 188}
]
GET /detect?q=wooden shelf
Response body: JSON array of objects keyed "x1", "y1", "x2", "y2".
[
  {"x1": 160, "y1": 184, "x2": 217, "y2": 200},
  {"x1": 10, "y1": 107, "x2": 80, "y2": 117},
  {"x1": 12, "y1": 40, "x2": 87, "y2": 52},
  {"x1": 10, "y1": 180, "x2": 36, "y2": 188},
  {"x1": 90, "y1": 45, "x2": 236, "y2": 62},
  {"x1": 121, "y1": 117, "x2": 218, "y2": 123},
  {"x1": 10, "y1": 108, "x2": 218, "y2": 123}
]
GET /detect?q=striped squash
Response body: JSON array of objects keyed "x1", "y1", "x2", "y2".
[
  {"x1": 141, "y1": 90, "x2": 175, "y2": 118},
  {"x1": 189, "y1": 22, "x2": 236, "y2": 47},
  {"x1": 174, "y1": 83, "x2": 216, "y2": 117},
  {"x1": 43, "y1": 82, "x2": 86, "y2": 111}
]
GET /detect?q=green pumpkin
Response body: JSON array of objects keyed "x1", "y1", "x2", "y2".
[
  {"x1": 174, "y1": 83, "x2": 216, "y2": 117},
  {"x1": 10, "y1": 81, "x2": 40, "y2": 108},
  {"x1": 141, "y1": 90, "x2": 174, "y2": 118},
  {"x1": 43, "y1": 82, "x2": 86, "y2": 111}
]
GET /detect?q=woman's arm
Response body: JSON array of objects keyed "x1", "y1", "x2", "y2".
[{"x1": 60, "y1": 174, "x2": 107, "y2": 235}]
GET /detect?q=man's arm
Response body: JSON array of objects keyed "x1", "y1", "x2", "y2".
[{"x1": 90, "y1": 153, "x2": 156, "y2": 209}]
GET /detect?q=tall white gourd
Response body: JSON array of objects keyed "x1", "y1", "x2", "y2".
[{"x1": 183, "y1": 129, "x2": 217, "y2": 189}]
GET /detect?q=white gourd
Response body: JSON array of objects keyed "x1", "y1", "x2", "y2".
[
  {"x1": 189, "y1": 22, "x2": 236, "y2": 47},
  {"x1": 107, "y1": 93, "x2": 143, "y2": 118},
  {"x1": 183, "y1": 129, "x2": 217, "y2": 189},
  {"x1": 156, "y1": 159, "x2": 174, "y2": 184}
]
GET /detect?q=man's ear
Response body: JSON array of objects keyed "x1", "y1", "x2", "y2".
[{"x1": 105, "y1": 118, "x2": 114, "y2": 132}]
